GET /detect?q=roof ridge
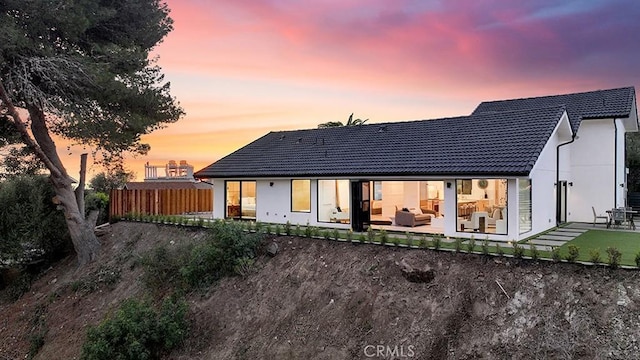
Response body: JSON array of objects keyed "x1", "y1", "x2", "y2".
[{"x1": 478, "y1": 86, "x2": 634, "y2": 105}]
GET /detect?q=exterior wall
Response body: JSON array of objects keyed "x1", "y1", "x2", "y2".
[
  {"x1": 527, "y1": 122, "x2": 570, "y2": 237},
  {"x1": 568, "y1": 119, "x2": 616, "y2": 222},
  {"x1": 616, "y1": 118, "x2": 626, "y2": 207},
  {"x1": 212, "y1": 178, "x2": 351, "y2": 229}
]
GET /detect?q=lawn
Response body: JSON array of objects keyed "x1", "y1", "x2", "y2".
[{"x1": 559, "y1": 230, "x2": 640, "y2": 266}]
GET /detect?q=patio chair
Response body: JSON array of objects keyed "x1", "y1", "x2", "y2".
[{"x1": 592, "y1": 206, "x2": 609, "y2": 227}]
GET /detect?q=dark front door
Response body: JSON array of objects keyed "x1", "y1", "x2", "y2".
[
  {"x1": 351, "y1": 180, "x2": 371, "y2": 232},
  {"x1": 556, "y1": 180, "x2": 568, "y2": 224}
]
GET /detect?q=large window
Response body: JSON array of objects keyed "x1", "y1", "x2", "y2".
[
  {"x1": 456, "y1": 179, "x2": 507, "y2": 234},
  {"x1": 291, "y1": 179, "x2": 311, "y2": 212},
  {"x1": 318, "y1": 180, "x2": 350, "y2": 223},
  {"x1": 226, "y1": 180, "x2": 256, "y2": 219},
  {"x1": 519, "y1": 178, "x2": 532, "y2": 234}
]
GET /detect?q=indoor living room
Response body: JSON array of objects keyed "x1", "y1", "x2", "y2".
[{"x1": 370, "y1": 180, "x2": 445, "y2": 234}]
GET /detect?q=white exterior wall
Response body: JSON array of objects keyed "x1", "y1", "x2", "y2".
[
  {"x1": 527, "y1": 117, "x2": 572, "y2": 237},
  {"x1": 616, "y1": 118, "x2": 627, "y2": 207},
  {"x1": 212, "y1": 178, "x2": 351, "y2": 229},
  {"x1": 568, "y1": 119, "x2": 616, "y2": 221}
]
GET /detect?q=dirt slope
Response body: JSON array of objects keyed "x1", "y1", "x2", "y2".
[{"x1": 2, "y1": 222, "x2": 640, "y2": 359}]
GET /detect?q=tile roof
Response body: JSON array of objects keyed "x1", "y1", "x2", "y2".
[
  {"x1": 195, "y1": 106, "x2": 567, "y2": 179},
  {"x1": 473, "y1": 87, "x2": 635, "y2": 132},
  {"x1": 123, "y1": 181, "x2": 212, "y2": 190}
]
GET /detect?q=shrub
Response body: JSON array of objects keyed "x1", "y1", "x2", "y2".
[
  {"x1": 358, "y1": 233, "x2": 366, "y2": 243},
  {"x1": 565, "y1": 244, "x2": 580, "y2": 263},
  {"x1": 481, "y1": 238, "x2": 490, "y2": 255},
  {"x1": 346, "y1": 229, "x2": 353, "y2": 242},
  {"x1": 551, "y1": 247, "x2": 562, "y2": 262},
  {"x1": 274, "y1": 224, "x2": 282, "y2": 236},
  {"x1": 81, "y1": 297, "x2": 188, "y2": 360},
  {"x1": 284, "y1": 221, "x2": 292, "y2": 235},
  {"x1": 432, "y1": 235, "x2": 441, "y2": 250},
  {"x1": 528, "y1": 242, "x2": 539, "y2": 261},
  {"x1": 255, "y1": 221, "x2": 263, "y2": 233},
  {"x1": 85, "y1": 191, "x2": 109, "y2": 225},
  {"x1": 332, "y1": 228, "x2": 340, "y2": 241},
  {"x1": 379, "y1": 229, "x2": 389, "y2": 244},
  {"x1": 233, "y1": 257, "x2": 255, "y2": 278},
  {"x1": 265, "y1": 223, "x2": 272, "y2": 235},
  {"x1": 454, "y1": 238, "x2": 463, "y2": 252},
  {"x1": 304, "y1": 222, "x2": 312, "y2": 237},
  {"x1": 495, "y1": 243, "x2": 504, "y2": 257},
  {"x1": 467, "y1": 236, "x2": 476, "y2": 253},
  {"x1": 606, "y1": 247, "x2": 622, "y2": 268},
  {"x1": 180, "y1": 221, "x2": 264, "y2": 288},
  {"x1": 419, "y1": 234, "x2": 428, "y2": 248},
  {"x1": 322, "y1": 229, "x2": 331, "y2": 240},
  {"x1": 635, "y1": 251, "x2": 640, "y2": 268},
  {"x1": 512, "y1": 242, "x2": 524, "y2": 259},
  {"x1": 367, "y1": 227, "x2": 376, "y2": 243},
  {"x1": 392, "y1": 236, "x2": 400, "y2": 247},
  {"x1": 589, "y1": 249, "x2": 602, "y2": 264},
  {"x1": 405, "y1": 232, "x2": 414, "y2": 247},
  {"x1": 294, "y1": 224, "x2": 302, "y2": 237},
  {"x1": 0, "y1": 175, "x2": 71, "y2": 263},
  {"x1": 312, "y1": 227, "x2": 321, "y2": 237}
]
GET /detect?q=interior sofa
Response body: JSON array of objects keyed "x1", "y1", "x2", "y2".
[{"x1": 395, "y1": 208, "x2": 431, "y2": 227}]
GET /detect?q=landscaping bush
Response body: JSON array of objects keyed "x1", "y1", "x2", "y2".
[
  {"x1": 565, "y1": 245, "x2": 580, "y2": 263},
  {"x1": 432, "y1": 235, "x2": 441, "y2": 250},
  {"x1": 346, "y1": 229, "x2": 353, "y2": 242},
  {"x1": 332, "y1": 228, "x2": 340, "y2": 241},
  {"x1": 606, "y1": 247, "x2": 622, "y2": 268},
  {"x1": 284, "y1": 221, "x2": 292, "y2": 235},
  {"x1": 495, "y1": 243, "x2": 504, "y2": 256},
  {"x1": 81, "y1": 297, "x2": 188, "y2": 360},
  {"x1": 419, "y1": 235, "x2": 428, "y2": 248},
  {"x1": 635, "y1": 251, "x2": 640, "y2": 268},
  {"x1": 528, "y1": 242, "x2": 539, "y2": 261},
  {"x1": 467, "y1": 236, "x2": 475, "y2": 253},
  {"x1": 589, "y1": 249, "x2": 602, "y2": 264},
  {"x1": 367, "y1": 227, "x2": 376, "y2": 243},
  {"x1": 454, "y1": 238, "x2": 463, "y2": 252},
  {"x1": 512, "y1": 242, "x2": 524, "y2": 259},
  {"x1": 405, "y1": 232, "x2": 414, "y2": 247},
  {"x1": 551, "y1": 247, "x2": 562, "y2": 262},
  {"x1": 379, "y1": 229, "x2": 389, "y2": 244},
  {"x1": 481, "y1": 238, "x2": 490, "y2": 255}
]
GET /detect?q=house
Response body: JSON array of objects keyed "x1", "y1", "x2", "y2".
[{"x1": 194, "y1": 87, "x2": 638, "y2": 241}]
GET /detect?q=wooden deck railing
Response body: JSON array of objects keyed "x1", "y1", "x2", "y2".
[{"x1": 109, "y1": 188, "x2": 213, "y2": 218}]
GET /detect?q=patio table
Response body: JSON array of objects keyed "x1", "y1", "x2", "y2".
[{"x1": 606, "y1": 209, "x2": 637, "y2": 230}]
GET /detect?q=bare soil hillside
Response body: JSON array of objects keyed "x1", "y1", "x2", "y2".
[{"x1": 2, "y1": 222, "x2": 640, "y2": 359}]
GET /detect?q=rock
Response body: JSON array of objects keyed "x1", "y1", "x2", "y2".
[
  {"x1": 267, "y1": 242, "x2": 279, "y2": 256},
  {"x1": 398, "y1": 258, "x2": 435, "y2": 283}
]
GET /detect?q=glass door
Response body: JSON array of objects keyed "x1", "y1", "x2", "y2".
[{"x1": 351, "y1": 180, "x2": 370, "y2": 232}]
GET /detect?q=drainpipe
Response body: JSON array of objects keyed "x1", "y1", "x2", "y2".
[
  {"x1": 556, "y1": 134, "x2": 576, "y2": 226},
  {"x1": 614, "y1": 119, "x2": 619, "y2": 209}
]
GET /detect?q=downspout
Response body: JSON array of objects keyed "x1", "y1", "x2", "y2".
[
  {"x1": 556, "y1": 134, "x2": 576, "y2": 226},
  {"x1": 614, "y1": 119, "x2": 618, "y2": 209}
]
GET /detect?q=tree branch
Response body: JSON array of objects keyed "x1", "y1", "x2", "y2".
[
  {"x1": 28, "y1": 105, "x2": 72, "y2": 185},
  {"x1": 0, "y1": 80, "x2": 66, "y2": 181},
  {"x1": 75, "y1": 153, "x2": 88, "y2": 217}
]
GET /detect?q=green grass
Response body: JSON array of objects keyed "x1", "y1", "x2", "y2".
[{"x1": 558, "y1": 230, "x2": 640, "y2": 266}]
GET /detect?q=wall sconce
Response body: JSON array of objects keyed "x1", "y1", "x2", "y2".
[
  {"x1": 446, "y1": 182, "x2": 452, "y2": 188},
  {"x1": 568, "y1": 182, "x2": 573, "y2": 186},
  {"x1": 269, "y1": 182, "x2": 274, "y2": 187}
]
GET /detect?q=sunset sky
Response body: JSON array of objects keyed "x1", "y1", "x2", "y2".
[{"x1": 62, "y1": 0, "x2": 640, "y2": 181}]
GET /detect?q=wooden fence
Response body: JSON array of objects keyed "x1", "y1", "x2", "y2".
[{"x1": 109, "y1": 189, "x2": 213, "y2": 218}]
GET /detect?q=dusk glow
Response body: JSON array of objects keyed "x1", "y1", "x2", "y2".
[{"x1": 59, "y1": 0, "x2": 640, "y2": 180}]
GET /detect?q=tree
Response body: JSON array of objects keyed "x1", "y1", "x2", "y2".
[
  {"x1": 318, "y1": 113, "x2": 369, "y2": 128},
  {"x1": 0, "y1": 0, "x2": 184, "y2": 266},
  {"x1": 89, "y1": 169, "x2": 135, "y2": 194}
]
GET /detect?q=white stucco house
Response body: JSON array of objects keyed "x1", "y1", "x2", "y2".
[{"x1": 195, "y1": 87, "x2": 638, "y2": 241}]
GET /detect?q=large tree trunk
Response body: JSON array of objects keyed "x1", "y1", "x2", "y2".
[
  {"x1": 1, "y1": 82, "x2": 100, "y2": 266},
  {"x1": 28, "y1": 107, "x2": 100, "y2": 266}
]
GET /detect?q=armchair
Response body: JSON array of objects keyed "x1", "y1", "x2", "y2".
[{"x1": 459, "y1": 211, "x2": 488, "y2": 232}]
